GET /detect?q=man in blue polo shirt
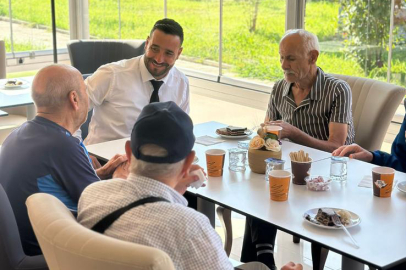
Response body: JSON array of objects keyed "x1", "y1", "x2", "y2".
[{"x1": 0, "y1": 64, "x2": 126, "y2": 256}]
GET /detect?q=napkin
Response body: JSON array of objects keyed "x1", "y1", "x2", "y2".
[
  {"x1": 358, "y1": 175, "x2": 372, "y2": 188},
  {"x1": 195, "y1": 135, "x2": 225, "y2": 146}
]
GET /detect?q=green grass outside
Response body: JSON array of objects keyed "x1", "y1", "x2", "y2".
[{"x1": 0, "y1": 0, "x2": 404, "y2": 86}]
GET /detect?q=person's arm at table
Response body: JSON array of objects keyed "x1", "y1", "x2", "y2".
[
  {"x1": 112, "y1": 160, "x2": 130, "y2": 179},
  {"x1": 95, "y1": 154, "x2": 127, "y2": 180},
  {"x1": 332, "y1": 144, "x2": 373, "y2": 162},
  {"x1": 333, "y1": 144, "x2": 406, "y2": 172},
  {"x1": 265, "y1": 120, "x2": 348, "y2": 153}
]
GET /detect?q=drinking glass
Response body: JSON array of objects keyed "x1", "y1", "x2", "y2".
[
  {"x1": 330, "y1": 156, "x2": 348, "y2": 182},
  {"x1": 228, "y1": 148, "x2": 247, "y2": 172},
  {"x1": 265, "y1": 158, "x2": 285, "y2": 181}
]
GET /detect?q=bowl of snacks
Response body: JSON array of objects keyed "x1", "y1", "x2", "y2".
[{"x1": 304, "y1": 175, "x2": 331, "y2": 191}]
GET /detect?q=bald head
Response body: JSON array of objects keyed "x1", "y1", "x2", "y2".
[
  {"x1": 280, "y1": 29, "x2": 319, "y2": 55},
  {"x1": 31, "y1": 64, "x2": 83, "y2": 111}
]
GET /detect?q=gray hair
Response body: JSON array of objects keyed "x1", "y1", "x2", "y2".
[
  {"x1": 31, "y1": 64, "x2": 82, "y2": 110},
  {"x1": 130, "y1": 144, "x2": 185, "y2": 179},
  {"x1": 281, "y1": 29, "x2": 320, "y2": 53}
]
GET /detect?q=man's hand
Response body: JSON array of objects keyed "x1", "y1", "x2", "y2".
[
  {"x1": 112, "y1": 160, "x2": 130, "y2": 179},
  {"x1": 96, "y1": 154, "x2": 127, "y2": 179},
  {"x1": 174, "y1": 165, "x2": 205, "y2": 194},
  {"x1": 332, "y1": 143, "x2": 373, "y2": 163},
  {"x1": 263, "y1": 120, "x2": 298, "y2": 140},
  {"x1": 89, "y1": 155, "x2": 102, "y2": 170},
  {"x1": 281, "y1": 262, "x2": 303, "y2": 270}
]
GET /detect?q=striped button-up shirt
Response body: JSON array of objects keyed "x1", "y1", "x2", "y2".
[
  {"x1": 78, "y1": 174, "x2": 234, "y2": 270},
  {"x1": 266, "y1": 67, "x2": 355, "y2": 145}
]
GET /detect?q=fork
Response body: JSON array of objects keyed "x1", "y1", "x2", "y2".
[{"x1": 331, "y1": 212, "x2": 360, "y2": 249}]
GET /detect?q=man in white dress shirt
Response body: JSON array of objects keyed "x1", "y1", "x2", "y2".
[
  {"x1": 84, "y1": 18, "x2": 189, "y2": 145},
  {"x1": 78, "y1": 102, "x2": 302, "y2": 270}
]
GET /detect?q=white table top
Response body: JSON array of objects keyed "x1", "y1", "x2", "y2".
[
  {"x1": 86, "y1": 121, "x2": 406, "y2": 269},
  {"x1": 0, "y1": 77, "x2": 34, "y2": 109},
  {"x1": 86, "y1": 121, "x2": 331, "y2": 164}
]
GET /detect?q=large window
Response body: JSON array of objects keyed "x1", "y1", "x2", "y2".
[
  {"x1": 167, "y1": 0, "x2": 220, "y2": 77},
  {"x1": 88, "y1": 1, "x2": 163, "y2": 40},
  {"x1": 305, "y1": 0, "x2": 406, "y2": 89},
  {"x1": 222, "y1": 0, "x2": 285, "y2": 87},
  {"x1": 1, "y1": 0, "x2": 405, "y2": 90},
  {"x1": 0, "y1": 0, "x2": 69, "y2": 74},
  {"x1": 0, "y1": 1, "x2": 69, "y2": 52}
]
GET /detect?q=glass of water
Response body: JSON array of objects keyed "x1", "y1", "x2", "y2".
[
  {"x1": 330, "y1": 156, "x2": 348, "y2": 182},
  {"x1": 265, "y1": 158, "x2": 285, "y2": 181},
  {"x1": 228, "y1": 148, "x2": 247, "y2": 172}
]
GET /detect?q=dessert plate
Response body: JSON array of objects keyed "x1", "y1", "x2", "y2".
[
  {"x1": 303, "y1": 207, "x2": 361, "y2": 230},
  {"x1": 397, "y1": 181, "x2": 406, "y2": 193},
  {"x1": 2, "y1": 79, "x2": 30, "y2": 90},
  {"x1": 215, "y1": 129, "x2": 253, "y2": 139}
]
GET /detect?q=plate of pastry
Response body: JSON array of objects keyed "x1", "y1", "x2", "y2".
[
  {"x1": 303, "y1": 207, "x2": 361, "y2": 229},
  {"x1": 216, "y1": 126, "x2": 253, "y2": 139},
  {"x1": 3, "y1": 79, "x2": 29, "y2": 90}
]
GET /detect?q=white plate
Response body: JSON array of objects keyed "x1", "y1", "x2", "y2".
[
  {"x1": 397, "y1": 181, "x2": 406, "y2": 193},
  {"x1": 303, "y1": 208, "x2": 361, "y2": 230},
  {"x1": 216, "y1": 129, "x2": 253, "y2": 139},
  {"x1": 3, "y1": 80, "x2": 29, "y2": 90}
]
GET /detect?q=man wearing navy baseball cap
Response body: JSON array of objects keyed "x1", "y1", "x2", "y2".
[{"x1": 78, "y1": 101, "x2": 299, "y2": 270}]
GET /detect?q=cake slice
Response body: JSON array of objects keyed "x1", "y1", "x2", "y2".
[
  {"x1": 315, "y1": 208, "x2": 335, "y2": 226},
  {"x1": 226, "y1": 126, "x2": 247, "y2": 136}
]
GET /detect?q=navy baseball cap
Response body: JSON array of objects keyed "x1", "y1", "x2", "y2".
[{"x1": 131, "y1": 101, "x2": 195, "y2": 164}]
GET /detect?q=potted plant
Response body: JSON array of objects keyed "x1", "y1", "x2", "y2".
[{"x1": 248, "y1": 126, "x2": 282, "y2": 174}]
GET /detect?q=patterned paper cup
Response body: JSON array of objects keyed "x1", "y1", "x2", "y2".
[
  {"x1": 291, "y1": 159, "x2": 312, "y2": 185},
  {"x1": 205, "y1": 149, "x2": 226, "y2": 177},
  {"x1": 372, "y1": 167, "x2": 395, "y2": 198},
  {"x1": 269, "y1": 170, "x2": 291, "y2": 201}
]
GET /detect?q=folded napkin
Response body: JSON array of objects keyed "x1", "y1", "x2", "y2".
[
  {"x1": 195, "y1": 136, "x2": 225, "y2": 146},
  {"x1": 358, "y1": 175, "x2": 373, "y2": 188}
]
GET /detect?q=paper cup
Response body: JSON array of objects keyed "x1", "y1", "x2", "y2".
[
  {"x1": 265, "y1": 125, "x2": 283, "y2": 138},
  {"x1": 205, "y1": 149, "x2": 226, "y2": 177},
  {"x1": 372, "y1": 167, "x2": 395, "y2": 198},
  {"x1": 269, "y1": 170, "x2": 291, "y2": 201},
  {"x1": 291, "y1": 159, "x2": 312, "y2": 185}
]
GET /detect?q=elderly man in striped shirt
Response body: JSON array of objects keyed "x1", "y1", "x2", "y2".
[
  {"x1": 265, "y1": 29, "x2": 355, "y2": 152},
  {"x1": 241, "y1": 29, "x2": 355, "y2": 270}
]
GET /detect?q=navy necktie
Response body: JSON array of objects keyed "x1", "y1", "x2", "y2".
[{"x1": 149, "y1": 80, "x2": 164, "y2": 103}]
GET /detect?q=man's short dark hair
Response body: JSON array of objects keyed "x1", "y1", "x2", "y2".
[{"x1": 150, "y1": 18, "x2": 184, "y2": 45}]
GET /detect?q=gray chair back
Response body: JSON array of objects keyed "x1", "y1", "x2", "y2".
[
  {"x1": 333, "y1": 74, "x2": 405, "y2": 151},
  {"x1": 67, "y1": 39, "x2": 145, "y2": 75},
  {"x1": 0, "y1": 184, "x2": 48, "y2": 270}
]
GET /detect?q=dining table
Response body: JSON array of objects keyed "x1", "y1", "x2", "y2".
[
  {"x1": 86, "y1": 121, "x2": 406, "y2": 270},
  {"x1": 0, "y1": 77, "x2": 36, "y2": 120}
]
